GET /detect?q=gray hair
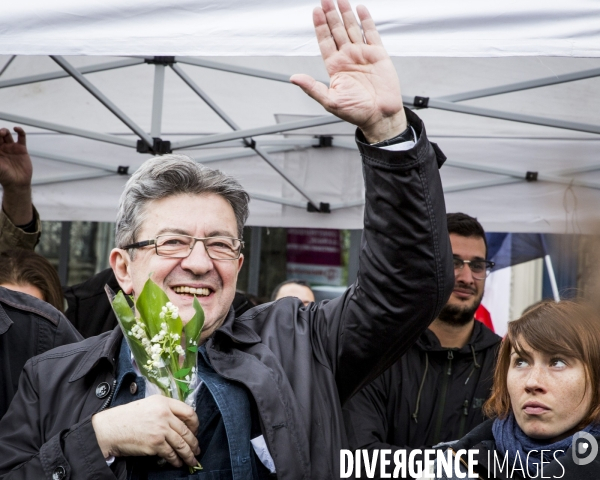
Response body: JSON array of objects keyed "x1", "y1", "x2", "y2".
[{"x1": 115, "y1": 154, "x2": 250, "y2": 248}]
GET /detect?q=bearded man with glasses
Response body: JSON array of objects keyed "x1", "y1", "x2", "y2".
[
  {"x1": 0, "y1": 1, "x2": 454, "y2": 478},
  {"x1": 343, "y1": 212, "x2": 502, "y2": 478}
]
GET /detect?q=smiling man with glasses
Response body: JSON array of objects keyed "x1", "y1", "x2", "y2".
[
  {"x1": 344, "y1": 212, "x2": 502, "y2": 477},
  {"x1": 0, "y1": 1, "x2": 455, "y2": 478}
]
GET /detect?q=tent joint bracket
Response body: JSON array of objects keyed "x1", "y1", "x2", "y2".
[
  {"x1": 526, "y1": 171, "x2": 539, "y2": 182},
  {"x1": 313, "y1": 136, "x2": 333, "y2": 148},
  {"x1": 145, "y1": 56, "x2": 176, "y2": 66},
  {"x1": 137, "y1": 137, "x2": 172, "y2": 155},
  {"x1": 413, "y1": 96, "x2": 429, "y2": 108},
  {"x1": 307, "y1": 202, "x2": 331, "y2": 213}
]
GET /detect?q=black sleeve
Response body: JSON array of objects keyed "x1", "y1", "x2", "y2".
[{"x1": 310, "y1": 108, "x2": 454, "y2": 403}]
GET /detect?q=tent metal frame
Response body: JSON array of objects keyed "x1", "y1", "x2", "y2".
[{"x1": 0, "y1": 54, "x2": 599, "y2": 213}]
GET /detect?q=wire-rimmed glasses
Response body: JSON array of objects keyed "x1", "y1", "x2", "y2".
[
  {"x1": 453, "y1": 257, "x2": 495, "y2": 280},
  {"x1": 122, "y1": 234, "x2": 244, "y2": 260}
]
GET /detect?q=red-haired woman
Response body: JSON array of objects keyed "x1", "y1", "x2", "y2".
[{"x1": 425, "y1": 300, "x2": 600, "y2": 479}]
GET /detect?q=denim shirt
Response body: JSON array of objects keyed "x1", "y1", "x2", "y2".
[{"x1": 111, "y1": 340, "x2": 270, "y2": 480}]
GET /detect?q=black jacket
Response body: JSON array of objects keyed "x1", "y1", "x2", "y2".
[
  {"x1": 0, "y1": 109, "x2": 454, "y2": 480},
  {"x1": 0, "y1": 286, "x2": 82, "y2": 420},
  {"x1": 436, "y1": 419, "x2": 600, "y2": 479},
  {"x1": 343, "y1": 321, "x2": 501, "y2": 460}
]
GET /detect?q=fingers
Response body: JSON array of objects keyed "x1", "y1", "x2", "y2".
[
  {"x1": 165, "y1": 417, "x2": 200, "y2": 467},
  {"x1": 155, "y1": 442, "x2": 182, "y2": 468},
  {"x1": 338, "y1": 0, "x2": 364, "y2": 44},
  {"x1": 313, "y1": 7, "x2": 337, "y2": 61},
  {"x1": 13, "y1": 127, "x2": 26, "y2": 146},
  {"x1": 167, "y1": 397, "x2": 199, "y2": 435},
  {"x1": 290, "y1": 74, "x2": 331, "y2": 110},
  {"x1": 0, "y1": 127, "x2": 15, "y2": 145},
  {"x1": 356, "y1": 5, "x2": 383, "y2": 46},
  {"x1": 321, "y1": 0, "x2": 350, "y2": 49}
]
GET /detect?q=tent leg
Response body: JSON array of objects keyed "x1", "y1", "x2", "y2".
[
  {"x1": 0, "y1": 55, "x2": 16, "y2": 77},
  {"x1": 58, "y1": 221, "x2": 72, "y2": 286},
  {"x1": 151, "y1": 64, "x2": 165, "y2": 137},
  {"x1": 347, "y1": 229, "x2": 362, "y2": 285},
  {"x1": 247, "y1": 227, "x2": 262, "y2": 296},
  {"x1": 544, "y1": 255, "x2": 560, "y2": 303}
]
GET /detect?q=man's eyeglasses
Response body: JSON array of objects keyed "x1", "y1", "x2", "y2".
[
  {"x1": 122, "y1": 234, "x2": 244, "y2": 260},
  {"x1": 453, "y1": 257, "x2": 495, "y2": 280}
]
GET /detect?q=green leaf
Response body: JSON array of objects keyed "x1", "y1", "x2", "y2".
[
  {"x1": 112, "y1": 291, "x2": 136, "y2": 329},
  {"x1": 187, "y1": 346, "x2": 198, "y2": 353},
  {"x1": 168, "y1": 314, "x2": 183, "y2": 336},
  {"x1": 174, "y1": 367, "x2": 191, "y2": 379},
  {"x1": 125, "y1": 336, "x2": 151, "y2": 372},
  {"x1": 176, "y1": 380, "x2": 190, "y2": 394},
  {"x1": 135, "y1": 278, "x2": 171, "y2": 338},
  {"x1": 184, "y1": 295, "x2": 204, "y2": 344}
]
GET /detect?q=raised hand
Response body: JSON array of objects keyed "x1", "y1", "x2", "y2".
[
  {"x1": 291, "y1": 0, "x2": 407, "y2": 143},
  {"x1": 0, "y1": 127, "x2": 32, "y2": 190},
  {"x1": 92, "y1": 396, "x2": 201, "y2": 468},
  {"x1": 0, "y1": 127, "x2": 34, "y2": 226}
]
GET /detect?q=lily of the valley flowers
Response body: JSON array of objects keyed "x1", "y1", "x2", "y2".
[{"x1": 106, "y1": 278, "x2": 204, "y2": 472}]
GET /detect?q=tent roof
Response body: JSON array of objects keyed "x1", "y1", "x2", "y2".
[
  {"x1": 1, "y1": 3, "x2": 599, "y2": 233},
  {"x1": 3, "y1": 1, "x2": 600, "y2": 57}
]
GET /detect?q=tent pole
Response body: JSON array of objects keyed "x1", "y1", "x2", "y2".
[
  {"x1": 51, "y1": 56, "x2": 154, "y2": 147},
  {"x1": 58, "y1": 221, "x2": 72, "y2": 286},
  {"x1": 0, "y1": 111, "x2": 136, "y2": 147},
  {"x1": 151, "y1": 64, "x2": 165, "y2": 138},
  {"x1": 192, "y1": 145, "x2": 311, "y2": 165},
  {"x1": 438, "y1": 66, "x2": 600, "y2": 103},
  {"x1": 0, "y1": 58, "x2": 144, "y2": 90},
  {"x1": 28, "y1": 149, "x2": 126, "y2": 173},
  {"x1": 443, "y1": 178, "x2": 522, "y2": 194},
  {"x1": 247, "y1": 227, "x2": 262, "y2": 296},
  {"x1": 445, "y1": 159, "x2": 600, "y2": 191},
  {"x1": 419, "y1": 97, "x2": 600, "y2": 136},
  {"x1": 170, "y1": 115, "x2": 342, "y2": 150},
  {"x1": 176, "y1": 56, "x2": 329, "y2": 86},
  {"x1": 544, "y1": 255, "x2": 561, "y2": 303},
  {"x1": 347, "y1": 229, "x2": 362, "y2": 285},
  {"x1": 0, "y1": 55, "x2": 15, "y2": 77},
  {"x1": 171, "y1": 63, "x2": 324, "y2": 209},
  {"x1": 32, "y1": 171, "x2": 115, "y2": 187}
]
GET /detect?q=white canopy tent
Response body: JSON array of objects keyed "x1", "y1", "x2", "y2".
[{"x1": 1, "y1": 1, "x2": 600, "y2": 233}]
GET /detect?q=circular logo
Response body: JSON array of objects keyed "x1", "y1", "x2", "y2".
[{"x1": 572, "y1": 432, "x2": 598, "y2": 466}]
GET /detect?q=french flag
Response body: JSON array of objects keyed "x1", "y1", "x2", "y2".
[{"x1": 475, "y1": 233, "x2": 559, "y2": 337}]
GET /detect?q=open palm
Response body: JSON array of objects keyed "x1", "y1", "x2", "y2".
[
  {"x1": 0, "y1": 127, "x2": 32, "y2": 189},
  {"x1": 291, "y1": 0, "x2": 406, "y2": 143}
]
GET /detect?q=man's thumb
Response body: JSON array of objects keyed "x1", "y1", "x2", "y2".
[{"x1": 290, "y1": 74, "x2": 330, "y2": 109}]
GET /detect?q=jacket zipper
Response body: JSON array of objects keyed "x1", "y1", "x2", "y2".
[
  {"x1": 98, "y1": 379, "x2": 117, "y2": 412},
  {"x1": 432, "y1": 350, "x2": 453, "y2": 445},
  {"x1": 458, "y1": 399, "x2": 469, "y2": 438}
]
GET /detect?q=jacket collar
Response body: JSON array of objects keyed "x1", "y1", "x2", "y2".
[
  {"x1": 69, "y1": 326, "x2": 123, "y2": 382},
  {"x1": 214, "y1": 306, "x2": 262, "y2": 345},
  {"x1": 417, "y1": 320, "x2": 501, "y2": 353},
  {"x1": 0, "y1": 303, "x2": 12, "y2": 335}
]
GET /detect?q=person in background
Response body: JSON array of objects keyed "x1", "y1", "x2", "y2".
[
  {"x1": 343, "y1": 213, "x2": 501, "y2": 477},
  {"x1": 0, "y1": 249, "x2": 64, "y2": 311},
  {"x1": 0, "y1": 126, "x2": 39, "y2": 253},
  {"x1": 271, "y1": 279, "x2": 315, "y2": 306},
  {"x1": 422, "y1": 300, "x2": 600, "y2": 479}
]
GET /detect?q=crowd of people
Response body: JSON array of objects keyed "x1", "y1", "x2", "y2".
[{"x1": 0, "y1": 1, "x2": 599, "y2": 479}]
